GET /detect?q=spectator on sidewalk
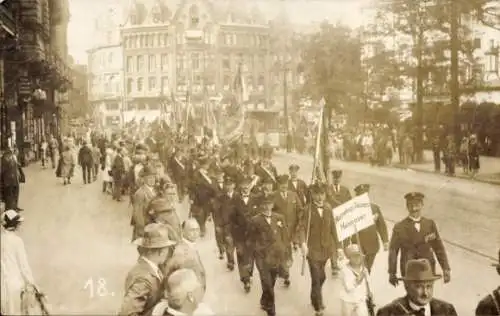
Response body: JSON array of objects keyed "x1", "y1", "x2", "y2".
[
  {"x1": 91, "y1": 144, "x2": 101, "y2": 182},
  {"x1": 111, "y1": 147, "x2": 126, "y2": 201},
  {"x1": 1, "y1": 147, "x2": 24, "y2": 211},
  {"x1": 59, "y1": 145, "x2": 75, "y2": 185},
  {"x1": 1, "y1": 209, "x2": 36, "y2": 315},
  {"x1": 48, "y1": 135, "x2": 59, "y2": 169},
  {"x1": 443, "y1": 135, "x2": 456, "y2": 176},
  {"x1": 78, "y1": 141, "x2": 94, "y2": 184},
  {"x1": 468, "y1": 135, "x2": 481, "y2": 178},
  {"x1": 40, "y1": 137, "x2": 48, "y2": 169}
]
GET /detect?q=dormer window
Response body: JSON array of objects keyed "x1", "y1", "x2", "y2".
[{"x1": 189, "y1": 5, "x2": 199, "y2": 28}]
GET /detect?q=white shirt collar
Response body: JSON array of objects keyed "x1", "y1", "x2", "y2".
[
  {"x1": 140, "y1": 256, "x2": 162, "y2": 280},
  {"x1": 408, "y1": 216, "x2": 422, "y2": 222},
  {"x1": 182, "y1": 238, "x2": 196, "y2": 249},
  {"x1": 408, "y1": 300, "x2": 430, "y2": 316}
]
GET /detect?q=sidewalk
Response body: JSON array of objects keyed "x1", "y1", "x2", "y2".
[{"x1": 392, "y1": 150, "x2": 500, "y2": 185}]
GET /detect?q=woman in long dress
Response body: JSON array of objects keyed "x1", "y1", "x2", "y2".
[{"x1": 1, "y1": 209, "x2": 36, "y2": 315}]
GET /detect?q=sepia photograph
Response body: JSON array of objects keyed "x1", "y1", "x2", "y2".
[{"x1": 0, "y1": 0, "x2": 499, "y2": 315}]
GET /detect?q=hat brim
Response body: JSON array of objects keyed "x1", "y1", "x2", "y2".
[
  {"x1": 133, "y1": 238, "x2": 176, "y2": 248},
  {"x1": 398, "y1": 274, "x2": 442, "y2": 281},
  {"x1": 491, "y1": 263, "x2": 500, "y2": 268}
]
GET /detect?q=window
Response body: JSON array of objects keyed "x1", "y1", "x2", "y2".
[
  {"x1": 161, "y1": 76, "x2": 168, "y2": 91},
  {"x1": 176, "y1": 31, "x2": 184, "y2": 45},
  {"x1": 161, "y1": 54, "x2": 168, "y2": 71},
  {"x1": 149, "y1": 103, "x2": 160, "y2": 110},
  {"x1": 163, "y1": 34, "x2": 168, "y2": 46},
  {"x1": 189, "y1": 5, "x2": 199, "y2": 28},
  {"x1": 127, "y1": 79, "x2": 133, "y2": 93},
  {"x1": 126, "y1": 56, "x2": 133, "y2": 72},
  {"x1": 148, "y1": 35, "x2": 154, "y2": 47},
  {"x1": 135, "y1": 36, "x2": 140, "y2": 48},
  {"x1": 487, "y1": 55, "x2": 498, "y2": 73},
  {"x1": 149, "y1": 77, "x2": 156, "y2": 90},
  {"x1": 137, "y1": 77, "x2": 144, "y2": 91},
  {"x1": 258, "y1": 75, "x2": 264, "y2": 86},
  {"x1": 106, "y1": 31, "x2": 112, "y2": 43},
  {"x1": 148, "y1": 55, "x2": 156, "y2": 72},
  {"x1": 176, "y1": 55, "x2": 184, "y2": 71},
  {"x1": 223, "y1": 75, "x2": 230, "y2": 86},
  {"x1": 222, "y1": 57, "x2": 230, "y2": 69},
  {"x1": 140, "y1": 35, "x2": 145, "y2": 47},
  {"x1": 192, "y1": 53, "x2": 200, "y2": 69},
  {"x1": 138, "y1": 102, "x2": 146, "y2": 110},
  {"x1": 490, "y1": 39, "x2": 495, "y2": 49},
  {"x1": 106, "y1": 103, "x2": 119, "y2": 110},
  {"x1": 137, "y1": 55, "x2": 144, "y2": 71}
]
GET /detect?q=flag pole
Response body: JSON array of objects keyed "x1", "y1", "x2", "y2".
[{"x1": 301, "y1": 99, "x2": 325, "y2": 276}]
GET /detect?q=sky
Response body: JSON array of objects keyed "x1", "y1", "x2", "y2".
[{"x1": 67, "y1": 0, "x2": 370, "y2": 64}]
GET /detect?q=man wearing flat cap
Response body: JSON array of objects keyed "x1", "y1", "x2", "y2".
[
  {"x1": 273, "y1": 174, "x2": 301, "y2": 284},
  {"x1": 249, "y1": 195, "x2": 289, "y2": 316},
  {"x1": 475, "y1": 248, "x2": 500, "y2": 315},
  {"x1": 377, "y1": 258, "x2": 457, "y2": 316},
  {"x1": 388, "y1": 192, "x2": 451, "y2": 288},
  {"x1": 327, "y1": 169, "x2": 352, "y2": 275},
  {"x1": 349, "y1": 183, "x2": 389, "y2": 273},
  {"x1": 288, "y1": 164, "x2": 308, "y2": 207},
  {"x1": 119, "y1": 223, "x2": 176, "y2": 316},
  {"x1": 228, "y1": 176, "x2": 261, "y2": 292},
  {"x1": 131, "y1": 165, "x2": 158, "y2": 242}
]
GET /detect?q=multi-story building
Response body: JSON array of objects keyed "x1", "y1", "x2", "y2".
[
  {"x1": 87, "y1": 7, "x2": 124, "y2": 129},
  {"x1": 0, "y1": 0, "x2": 72, "y2": 164},
  {"x1": 119, "y1": 0, "x2": 303, "y2": 124}
]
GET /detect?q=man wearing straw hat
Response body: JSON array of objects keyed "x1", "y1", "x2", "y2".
[
  {"x1": 475, "y1": 249, "x2": 500, "y2": 315},
  {"x1": 377, "y1": 258, "x2": 457, "y2": 316},
  {"x1": 119, "y1": 223, "x2": 176, "y2": 316}
]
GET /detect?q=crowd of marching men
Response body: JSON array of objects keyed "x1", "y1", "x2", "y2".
[{"x1": 95, "y1": 124, "x2": 499, "y2": 316}]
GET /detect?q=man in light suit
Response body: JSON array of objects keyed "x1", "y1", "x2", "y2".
[
  {"x1": 119, "y1": 223, "x2": 176, "y2": 316},
  {"x1": 131, "y1": 165, "x2": 158, "y2": 243},
  {"x1": 162, "y1": 218, "x2": 206, "y2": 297},
  {"x1": 377, "y1": 259, "x2": 457, "y2": 316}
]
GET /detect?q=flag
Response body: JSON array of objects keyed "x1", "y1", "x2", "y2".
[
  {"x1": 311, "y1": 98, "x2": 327, "y2": 185},
  {"x1": 233, "y1": 62, "x2": 249, "y2": 104},
  {"x1": 222, "y1": 63, "x2": 248, "y2": 143}
]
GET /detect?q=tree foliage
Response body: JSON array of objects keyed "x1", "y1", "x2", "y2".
[{"x1": 300, "y1": 21, "x2": 364, "y2": 113}]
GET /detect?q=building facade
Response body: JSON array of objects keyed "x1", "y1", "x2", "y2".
[
  {"x1": 87, "y1": 7, "x2": 124, "y2": 129},
  {"x1": 119, "y1": 0, "x2": 303, "y2": 123},
  {"x1": 0, "y1": 0, "x2": 72, "y2": 164}
]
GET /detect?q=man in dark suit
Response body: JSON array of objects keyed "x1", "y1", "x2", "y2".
[
  {"x1": 350, "y1": 183, "x2": 389, "y2": 273},
  {"x1": 297, "y1": 183, "x2": 338, "y2": 316},
  {"x1": 388, "y1": 192, "x2": 451, "y2": 287},
  {"x1": 167, "y1": 147, "x2": 187, "y2": 202},
  {"x1": 0, "y1": 148, "x2": 23, "y2": 211},
  {"x1": 255, "y1": 145, "x2": 278, "y2": 188},
  {"x1": 288, "y1": 164, "x2": 308, "y2": 207},
  {"x1": 119, "y1": 223, "x2": 176, "y2": 316},
  {"x1": 327, "y1": 169, "x2": 352, "y2": 275},
  {"x1": 189, "y1": 155, "x2": 216, "y2": 237},
  {"x1": 249, "y1": 195, "x2": 289, "y2": 316},
  {"x1": 377, "y1": 259, "x2": 457, "y2": 316},
  {"x1": 211, "y1": 169, "x2": 227, "y2": 260},
  {"x1": 273, "y1": 174, "x2": 301, "y2": 286},
  {"x1": 78, "y1": 141, "x2": 94, "y2": 184},
  {"x1": 218, "y1": 175, "x2": 238, "y2": 271},
  {"x1": 228, "y1": 177, "x2": 260, "y2": 292},
  {"x1": 475, "y1": 248, "x2": 500, "y2": 316}
]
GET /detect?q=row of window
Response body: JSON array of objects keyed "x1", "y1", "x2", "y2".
[
  {"x1": 126, "y1": 53, "x2": 269, "y2": 73},
  {"x1": 123, "y1": 29, "x2": 216, "y2": 49},
  {"x1": 220, "y1": 32, "x2": 268, "y2": 47}
]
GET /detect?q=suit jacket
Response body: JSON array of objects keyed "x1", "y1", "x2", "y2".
[
  {"x1": 388, "y1": 217, "x2": 450, "y2": 276},
  {"x1": 288, "y1": 178, "x2": 308, "y2": 206},
  {"x1": 327, "y1": 184, "x2": 352, "y2": 207},
  {"x1": 297, "y1": 202, "x2": 338, "y2": 261},
  {"x1": 350, "y1": 203, "x2": 389, "y2": 255},
  {"x1": 475, "y1": 287, "x2": 500, "y2": 316},
  {"x1": 211, "y1": 181, "x2": 226, "y2": 226},
  {"x1": 255, "y1": 162, "x2": 278, "y2": 184},
  {"x1": 131, "y1": 185, "x2": 156, "y2": 241},
  {"x1": 189, "y1": 169, "x2": 216, "y2": 208},
  {"x1": 78, "y1": 146, "x2": 94, "y2": 165},
  {"x1": 119, "y1": 258, "x2": 164, "y2": 316},
  {"x1": 376, "y1": 296, "x2": 457, "y2": 316},
  {"x1": 0, "y1": 152, "x2": 21, "y2": 187},
  {"x1": 272, "y1": 190, "x2": 301, "y2": 242},
  {"x1": 167, "y1": 155, "x2": 186, "y2": 185},
  {"x1": 162, "y1": 239, "x2": 206, "y2": 292},
  {"x1": 229, "y1": 194, "x2": 260, "y2": 243},
  {"x1": 249, "y1": 212, "x2": 289, "y2": 268}
]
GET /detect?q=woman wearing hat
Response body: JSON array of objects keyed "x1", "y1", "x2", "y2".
[
  {"x1": 475, "y1": 249, "x2": 500, "y2": 315},
  {"x1": 1, "y1": 210, "x2": 37, "y2": 315}
]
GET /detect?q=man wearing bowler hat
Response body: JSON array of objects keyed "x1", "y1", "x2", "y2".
[
  {"x1": 119, "y1": 223, "x2": 176, "y2": 316},
  {"x1": 377, "y1": 259, "x2": 457, "y2": 316},
  {"x1": 147, "y1": 197, "x2": 182, "y2": 242},
  {"x1": 349, "y1": 183, "x2": 389, "y2": 273},
  {"x1": 475, "y1": 248, "x2": 500, "y2": 315},
  {"x1": 388, "y1": 192, "x2": 451, "y2": 288},
  {"x1": 131, "y1": 165, "x2": 158, "y2": 242}
]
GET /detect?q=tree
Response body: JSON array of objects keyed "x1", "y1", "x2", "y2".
[{"x1": 300, "y1": 21, "x2": 364, "y2": 114}]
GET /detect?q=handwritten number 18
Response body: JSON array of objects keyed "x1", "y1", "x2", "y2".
[{"x1": 84, "y1": 278, "x2": 108, "y2": 298}]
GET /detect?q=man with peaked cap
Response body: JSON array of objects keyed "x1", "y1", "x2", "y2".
[
  {"x1": 377, "y1": 259, "x2": 457, "y2": 316},
  {"x1": 131, "y1": 165, "x2": 158, "y2": 243},
  {"x1": 189, "y1": 155, "x2": 216, "y2": 238},
  {"x1": 228, "y1": 176, "x2": 261, "y2": 292},
  {"x1": 288, "y1": 164, "x2": 308, "y2": 207},
  {"x1": 349, "y1": 183, "x2": 389, "y2": 273},
  {"x1": 273, "y1": 174, "x2": 301, "y2": 283},
  {"x1": 249, "y1": 195, "x2": 289, "y2": 316},
  {"x1": 327, "y1": 169, "x2": 352, "y2": 276},
  {"x1": 475, "y1": 248, "x2": 500, "y2": 315},
  {"x1": 119, "y1": 223, "x2": 176, "y2": 316},
  {"x1": 388, "y1": 192, "x2": 451, "y2": 288},
  {"x1": 296, "y1": 182, "x2": 339, "y2": 316}
]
